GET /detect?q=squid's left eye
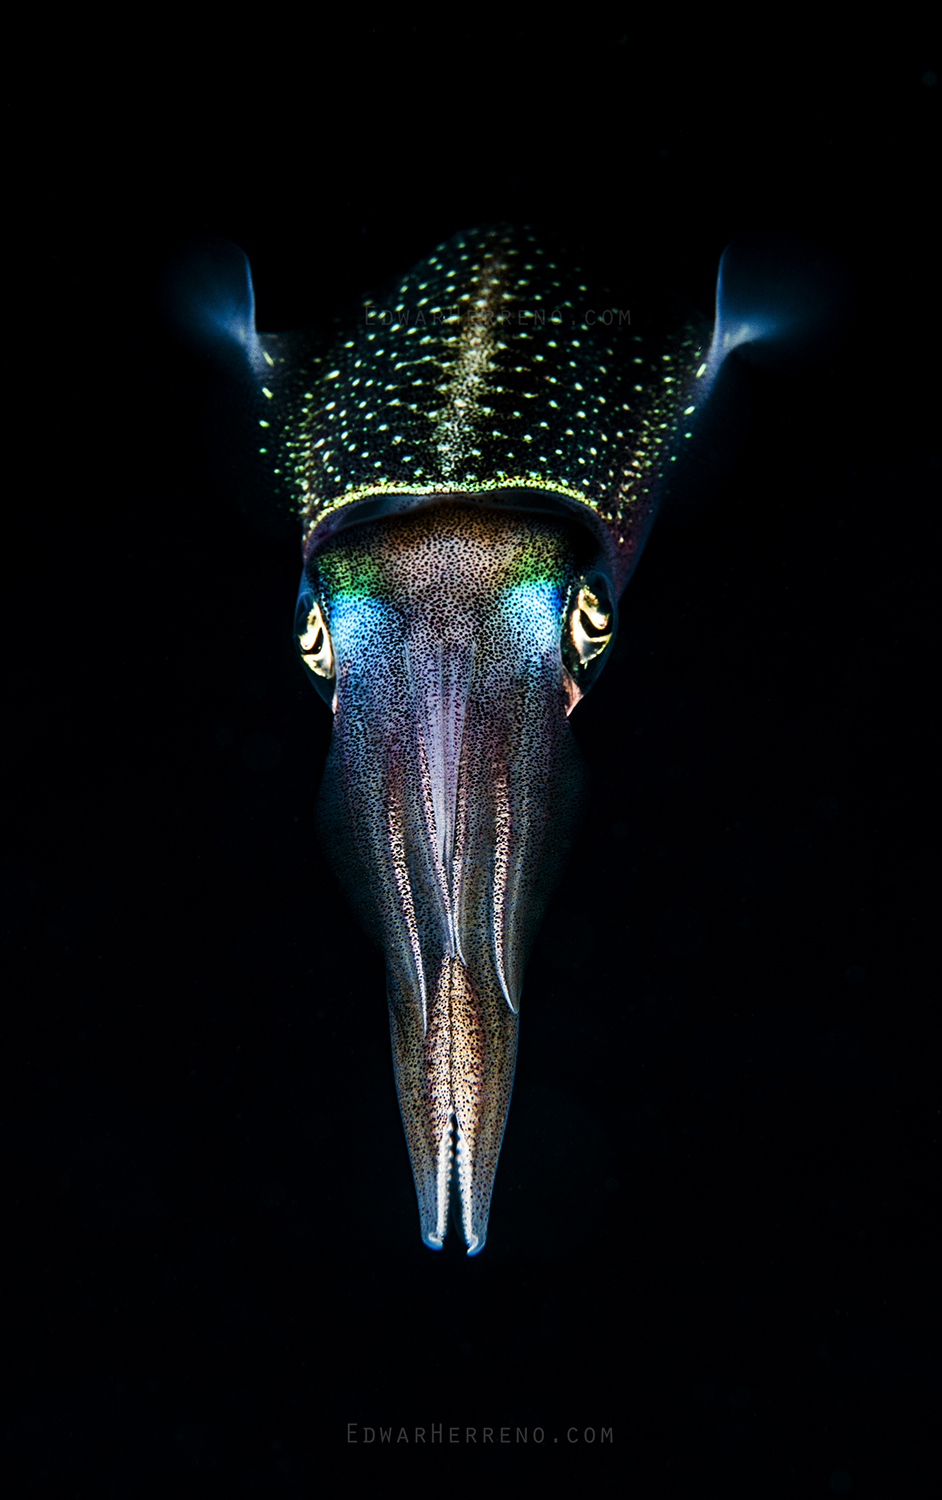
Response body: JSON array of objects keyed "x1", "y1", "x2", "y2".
[
  {"x1": 296, "y1": 597, "x2": 335, "y2": 679},
  {"x1": 569, "y1": 584, "x2": 613, "y2": 666},
  {"x1": 561, "y1": 574, "x2": 617, "y2": 703}
]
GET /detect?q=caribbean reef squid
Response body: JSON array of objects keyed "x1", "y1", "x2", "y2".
[{"x1": 174, "y1": 225, "x2": 833, "y2": 1253}]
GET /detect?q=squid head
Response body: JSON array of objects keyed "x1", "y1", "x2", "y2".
[{"x1": 300, "y1": 503, "x2": 613, "y2": 1251}]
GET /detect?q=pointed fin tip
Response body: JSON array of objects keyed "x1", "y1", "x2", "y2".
[{"x1": 163, "y1": 236, "x2": 262, "y2": 366}]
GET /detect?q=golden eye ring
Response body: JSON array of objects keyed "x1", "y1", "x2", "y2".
[
  {"x1": 298, "y1": 599, "x2": 335, "y2": 679},
  {"x1": 569, "y1": 584, "x2": 613, "y2": 666}
]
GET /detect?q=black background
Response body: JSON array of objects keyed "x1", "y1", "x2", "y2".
[{"x1": 3, "y1": 23, "x2": 939, "y2": 1497}]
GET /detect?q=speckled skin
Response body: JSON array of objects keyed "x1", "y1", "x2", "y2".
[
  {"x1": 258, "y1": 224, "x2": 708, "y2": 597},
  {"x1": 311, "y1": 506, "x2": 593, "y2": 1252}
]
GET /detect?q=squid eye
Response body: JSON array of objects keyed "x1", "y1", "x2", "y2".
[
  {"x1": 561, "y1": 574, "x2": 617, "y2": 704},
  {"x1": 296, "y1": 597, "x2": 335, "y2": 679},
  {"x1": 569, "y1": 584, "x2": 613, "y2": 666}
]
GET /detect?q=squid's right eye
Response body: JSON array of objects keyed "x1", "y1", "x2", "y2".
[{"x1": 297, "y1": 598, "x2": 335, "y2": 679}]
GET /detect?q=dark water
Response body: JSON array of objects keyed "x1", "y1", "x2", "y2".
[{"x1": 4, "y1": 28, "x2": 938, "y2": 1496}]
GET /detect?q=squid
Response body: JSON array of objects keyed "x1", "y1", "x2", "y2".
[{"x1": 174, "y1": 225, "x2": 835, "y2": 1253}]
